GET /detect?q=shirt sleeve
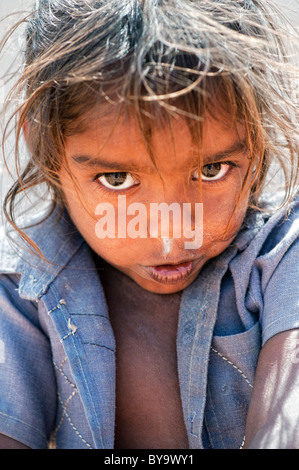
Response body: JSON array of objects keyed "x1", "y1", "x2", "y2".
[
  {"x1": 0, "y1": 274, "x2": 57, "y2": 449},
  {"x1": 260, "y1": 223, "x2": 299, "y2": 346}
]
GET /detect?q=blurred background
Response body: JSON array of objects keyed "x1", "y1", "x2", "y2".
[
  {"x1": 0, "y1": 0, "x2": 298, "y2": 226},
  {"x1": 0, "y1": 0, "x2": 34, "y2": 221}
]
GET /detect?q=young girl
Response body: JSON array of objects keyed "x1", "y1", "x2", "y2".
[{"x1": 0, "y1": 0, "x2": 298, "y2": 449}]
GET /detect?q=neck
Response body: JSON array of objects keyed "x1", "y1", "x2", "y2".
[{"x1": 93, "y1": 254, "x2": 182, "y2": 326}]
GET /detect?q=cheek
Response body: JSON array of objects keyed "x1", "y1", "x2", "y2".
[
  {"x1": 60, "y1": 170, "x2": 102, "y2": 227},
  {"x1": 66, "y1": 200, "x2": 146, "y2": 266},
  {"x1": 59, "y1": 175, "x2": 147, "y2": 265},
  {"x1": 202, "y1": 186, "x2": 249, "y2": 241},
  {"x1": 202, "y1": 190, "x2": 235, "y2": 222}
]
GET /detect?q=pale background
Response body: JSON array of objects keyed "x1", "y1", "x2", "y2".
[{"x1": 0, "y1": 0, "x2": 299, "y2": 221}]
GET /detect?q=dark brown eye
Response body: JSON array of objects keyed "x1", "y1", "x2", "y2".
[
  {"x1": 200, "y1": 162, "x2": 231, "y2": 181},
  {"x1": 202, "y1": 163, "x2": 222, "y2": 178},
  {"x1": 104, "y1": 172, "x2": 128, "y2": 186},
  {"x1": 97, "y1": 172, "x2": 138, "y2": 190}
]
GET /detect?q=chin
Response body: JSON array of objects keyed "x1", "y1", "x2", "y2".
[{"x1": 132, "y1": 272, "x2": 199, "y2": 295}]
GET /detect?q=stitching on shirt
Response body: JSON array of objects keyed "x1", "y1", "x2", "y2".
[
  {"x1": 53, "y1": 359, "x2": 77, "y2": 389},
  {"x1": 210, "y1": 347, "x2": 250, "y2": 449},
  {"x1": 70, "y1": 313, "x2": 108, "y2": 318},
  {"x1": 210, "y1": 346, "x2": 253, "y2": 389},
  {"x1": 239, "y1": 436, "x2": 246, "y2": 449},
  {"x1": 53, "y1": 359, "x2": 79, "y2": 435},
  {"x1": 52, "y1": 357, "x2": 92, "y2": 448},
  {"x1": 55, "y1": 390, "x2": 78, "y2": 434},
  {"x1": 57, "y1": 393, "x2": 93, "y2": 449},
  {"x1": 82, "y1": 341, "x2": 115, "y2": 353},
  {"x1": 54, "y1": 357, "x2": 67, "y2": 370},
  {"x1": 49, "y1": 284, "x2": 105, "y2": 449},
  {"x1": 60, "y1": 318, "x2": 78, "y2": 343},
  {"x1": 48, "y1": 299, "x2": 66, "y2": 315},
  {"x1": 205, "y1": 382, "x2": 246, "y2": 449}
]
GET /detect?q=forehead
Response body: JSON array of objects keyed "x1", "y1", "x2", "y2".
[{"x1": 64, "y1": 105, "x2": 246, "y2": 172}]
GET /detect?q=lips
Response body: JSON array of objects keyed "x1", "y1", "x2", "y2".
[{"x1": 147, "y1": 261, "x2": 194, "y2": 285}]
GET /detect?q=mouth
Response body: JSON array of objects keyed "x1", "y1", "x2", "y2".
[{"x1": 144, "y1": 260, "x2": 195, "y2": 285}]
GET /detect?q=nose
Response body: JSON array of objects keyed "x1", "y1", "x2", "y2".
[{"x1": 144, "y1": 188, "x2": 203, "y2": 251}]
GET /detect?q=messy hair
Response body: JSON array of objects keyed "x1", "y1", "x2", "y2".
[{"x1": 1, "y1": 0, "x2": 299, "y2": 252}]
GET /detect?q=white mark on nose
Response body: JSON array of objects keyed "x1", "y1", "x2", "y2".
[{"x1": 162, "y1": 237, "x2": 173, "y2": 256}]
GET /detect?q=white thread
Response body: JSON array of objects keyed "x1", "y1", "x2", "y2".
[
  {"x1": 53, "y1": 359, "x2": 76, "y2": 389},
  {"x1": 55, "y1": 390, "x2": 78, "y2": 434},
  {"x1": 48, "y1": 299, "x2": 66, "y2": 315},
  {"x1": 67, "y1": 317, "x2": 77, "y2": 334},
  {"x1": 56, "y1": 393, "x2": 93, "y2": 448},
  {"x1": 211, "y1": 346, "x2": 251, "y2": 450},
  {"x1": 210, "y1": 346, "x2": 253, "y2": 389},
  {"x1": 52, "y1": 358, "x2": 92, "y2": 448},
  {"x1": 60, "y1": 318, "x2": 78, "y2": 342}
]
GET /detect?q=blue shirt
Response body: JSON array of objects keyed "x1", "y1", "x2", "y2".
[{"x1": 0, "y1": 197, "x2": 298, "y2": 449}]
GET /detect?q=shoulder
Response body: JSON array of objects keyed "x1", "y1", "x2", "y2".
[
  {"x1": 251, "y1": 195, "x2": 299, "y2": 281},
  {"x1": 0, "y1": 205, "x2": 85, "y2": 301},
  {"x1": 258, "y1": 196, "x2": 299, "y2": 256},
  {"x1": 235, "y1": 195, "x2": 299, "y2": 345},
  {"x1": 232, "y1": 194, "x2": 299, "y2": 270}
]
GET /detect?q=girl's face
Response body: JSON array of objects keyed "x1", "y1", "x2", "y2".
[{"x1": 59, "y1": 107, "x2": 252, "y2": 294}]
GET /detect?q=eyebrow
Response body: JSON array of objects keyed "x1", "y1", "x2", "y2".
[
  {"x1": 71, "y1": 139, "x2": 247, "y2": 171},
  {"x1": 204, "y1": 139, "x2": 247, "y2": 162},
  {"x1": 71, "y1": 154, "x2": 149, "y2": 172}
]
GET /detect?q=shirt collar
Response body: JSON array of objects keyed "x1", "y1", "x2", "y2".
[{"x1": 11, "y1": 206, "x2": 85, "y2": 301}]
